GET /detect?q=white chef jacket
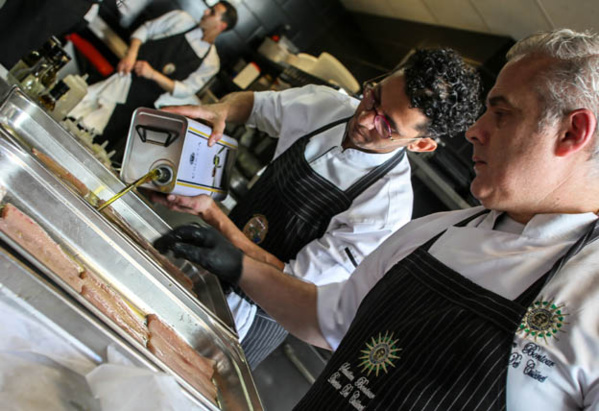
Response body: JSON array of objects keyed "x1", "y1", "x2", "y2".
[
  {"x1": 228, "y1": 84, "x2": 414, "y2": 340},
  {"x1": 319, "y1": 206, "x2": 599, "y2": 410},
  {"x1": 131, "y1": 10, "x2": 219, "y2": 102}
]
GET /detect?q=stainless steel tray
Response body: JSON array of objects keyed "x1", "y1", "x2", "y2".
[
  {"x1": 0, "y1": 136, "x2": 262, "y2": 410},
  {"x1": 0, "y1": 85, "x2": 234, "y2": 331},
  {"x1": 0, "y1": 244, "x2": 211, "y2": 409}
]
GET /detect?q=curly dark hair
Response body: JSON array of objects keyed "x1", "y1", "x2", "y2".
[{"x1": 401, "y1": 48, "x2": 482, "y2": 139}]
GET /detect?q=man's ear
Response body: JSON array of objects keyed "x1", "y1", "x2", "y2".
[
  {"x1": 407, "y1": 137, "x2": 437, "y2": 153},
  {"x1": 556, "y1": 108, "x2": 597, "y2": 157},
  {"x1": 219, "y1": 21, "x2": 228, "y2": 32}
]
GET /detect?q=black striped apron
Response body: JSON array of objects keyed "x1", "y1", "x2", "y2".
[
  {"x1": 231, "y1": 117, "x2": 407, "y2": 369},
  {"x1": 100, "y1": 26, "x2": 210, "y2": 161},
  {"x1": 294, "y1": 212, "x2": 599, "y2": 410}
]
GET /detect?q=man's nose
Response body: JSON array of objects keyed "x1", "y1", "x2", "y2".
[
  {"x1": 465, "y1": 118, "x2": 484, "y2": 144},
  {"x1": 357, "y1": 107, "x2": 377, "y2": 130}
]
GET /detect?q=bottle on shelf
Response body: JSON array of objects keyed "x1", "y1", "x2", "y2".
[
  {"x1": 39, "y1": 80, "x2": 70, "y2": 113},
  {"x1": 9, "y1": 35, "x2": 71, "y2": 99},
  {"x1": 19, "y1": 58, "x2": 54, "y2": 98},
  {"x1": 7, "y1": 36, "x2": 62, "y2": 86},
  {"x1": 50, "y1": 74, "x2": 88, "y2": 121},
  {"x1": 7, "y1": 50, "x2": 43, "y2": 85}
]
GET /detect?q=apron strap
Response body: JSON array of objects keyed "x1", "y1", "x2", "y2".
[
  {"x1": 303, "y1": 116, "x2": 352, "y2": 140},
  {"x1": 519, "y1": 218, "x2": 599, "y2": 303}
]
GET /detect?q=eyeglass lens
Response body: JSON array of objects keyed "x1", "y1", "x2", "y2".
[{"x1": 365, "y1": 86, "x2": 393, "y2": 139}]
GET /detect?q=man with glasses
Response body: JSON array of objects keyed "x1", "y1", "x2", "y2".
[
  {"x1": 152, "y1": 48, "x2": 482, "y2": 368},
  {"x1": 94, "y1": 2, "x2": 237, "y2": 160}
]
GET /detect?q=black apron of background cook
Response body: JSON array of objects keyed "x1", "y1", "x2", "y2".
[
  {"x1": 233, "y1": 117, "x2": 407, "y2": 369},
  {"x1": 294, "y1": 212, "x2": 599, "y2": 410},
  {"x1": 100, "y1": 26, "x2": 209, "y2": 161}
]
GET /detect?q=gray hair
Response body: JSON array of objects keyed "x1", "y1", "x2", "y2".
[{"x1": 507, "y1": 29, "x2": 599, "y2": 159}]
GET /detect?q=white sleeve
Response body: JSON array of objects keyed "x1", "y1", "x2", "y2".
[
  {"x1": 316, "y1": 207, "x2": 484, "y2": 350},
  {"x1": 130, "y1": 10, "x2": 195, "y2": 43},
  {"x1": 285, "y1": 167, "x2": 414, "y2": 287},
  {"x1": 248, "y1": 85, "x2": 357, "y2": 145},
  {"x1": 171, "y1": 46, "x2": 219, "y2": 98}
]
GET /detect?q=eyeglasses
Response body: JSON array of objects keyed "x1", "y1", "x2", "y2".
[{"x1": 362, "y1": 83, "x2": 398, "y2": 140}]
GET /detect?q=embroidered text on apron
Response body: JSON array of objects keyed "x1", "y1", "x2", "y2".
[
  {"x1": 232, "y1": 117, "x2": 407, "y2": 369},
  {"x1": 101, "y1": 27, "x2": 210, "y2": 160},
  {"x1": 294, "y1": 212, "x2": 599, "y2": 410}
]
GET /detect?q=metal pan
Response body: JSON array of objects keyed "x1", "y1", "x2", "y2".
[
  {"x1": 0, "y1": 136, "x2": 262, "y2": 410},
  {"x1": 0, "y1": 84, "x2": 234, "y2": 331},
  {"x1": 0, "y1": 244, "x2": 212, "y2": 409}
]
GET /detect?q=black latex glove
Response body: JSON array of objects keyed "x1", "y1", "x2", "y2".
[{"x1": 154, "y1": 225, "x2": 243, "y2": 285}]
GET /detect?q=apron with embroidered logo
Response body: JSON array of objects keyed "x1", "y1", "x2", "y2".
[
  {"x1": 294, "y1": 212, "x2": 599, "y2": 410},
  {"x1": 231, "y1": 117, "x2": 407, "y2": 369},
  {"x1": 229, "y1": 117, "x2": 406, "y2": 262},
  {"x1": 101, "y1": 27, "x2": 211, "y2": 158}
]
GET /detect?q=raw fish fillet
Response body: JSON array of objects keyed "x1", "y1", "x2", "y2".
[
  {"x1": 147, "y1": 314, "x2": 217, "y2": 402},
  {"x1": 80, "y1": 271, "x2": 149, "y2": 344},
  {"x1": 0, "y1": 203, "x2": 84, "y2": 292}
]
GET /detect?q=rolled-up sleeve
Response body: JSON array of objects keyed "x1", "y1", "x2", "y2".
[
  {"x1": 248, "y1": 85, "x2": 358, "y2": 148},
  {"x1": 317, "y1": 281, "x2": 352, "y2": 350},
  {"x1": 170, "y1": 46, "x2": 219, "y2": 97}
]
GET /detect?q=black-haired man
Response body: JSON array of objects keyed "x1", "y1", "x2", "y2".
[{"x1": 153, "y1": 48, "x2": 482, "y2": 368}]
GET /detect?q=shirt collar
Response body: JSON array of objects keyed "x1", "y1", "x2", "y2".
[
  {"x1": 310, "y1": 128, "x2": 404, "y2": 167},
  {"x1": 339, "y1": 145, "x2": 404, "y2": 167},
  {"x1": 478, "y1": 210, "x2": 598, "y2": 240}
]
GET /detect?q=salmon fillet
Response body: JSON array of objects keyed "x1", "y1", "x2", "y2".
[
  {"x1": 32, "y1": 148, "x2": 90, "y2": 197},
  {"x1": 0, "y1": 203, "x2": 84, "y2": 292},
  {"x1": 146, "y1": 314, "x2": 217, "y2": 402},
  {"x1": 80, "y1": 271, "x2": 149, "y2": 345}
]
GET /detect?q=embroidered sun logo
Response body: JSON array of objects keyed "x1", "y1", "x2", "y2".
[
  {"x1": 358, "y1": 331, "x2": 402, "y2": 377},
  {"x1": 517, "y1": 297, "x2": 568, "y2": 343}
]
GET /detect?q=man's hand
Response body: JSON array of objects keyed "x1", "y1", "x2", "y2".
[
  {"x1": 161, "y1": 103, "x2": 229, "y2": 146},
  {"x1": 154, "y1": 225, "x2": 243, "y2": 285},
  {"x1": 134, "y1": 60, "x2": 157, "y2": 80},
  {"x1": 148, "y1": 192, "x2": 215, "y2": 216},
  {"x1": 118, "y1": 38, "x2": 142, "y2": 75},
  {"x1": 117, "y1": 54, "x2": 136, "y2": 74}
]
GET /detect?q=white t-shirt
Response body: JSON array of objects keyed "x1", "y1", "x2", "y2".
[
  {"x1": 229, "y1": 85, "x2": 415, "y2": 340},
  {"x1": 318, "y1": 207, "x2": 599, "y2": 410},
  {"x1": 131, "y1": 10, "x2": 219, "y2": 101}
]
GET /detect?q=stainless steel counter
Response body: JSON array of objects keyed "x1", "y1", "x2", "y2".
[
  {"x1": 0, "y1": 82, "x2": 262, "y2": 410},
  {"x1": 0, "y1": 84, "x2": 234, "y2": 332}
]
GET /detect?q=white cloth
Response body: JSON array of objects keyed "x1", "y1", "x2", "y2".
[
  {"x1": 86, "y1": 346, "x2": 201, "y2": 411},
  {"x1": 232, "y1": 84, "x2": 414, "y2": 340},
  {"x1": 318, "y1": 207, "x2": 599, "y2": 410},
  {"x1": 130, "y1": 10, "x2": 219, "y2": 99},
  {"x1": 0, "y1": 297, "x2": 201, "y2": 410},
  {"x1": 69, "y1": 73, "x2": 132, "y2": 134}
]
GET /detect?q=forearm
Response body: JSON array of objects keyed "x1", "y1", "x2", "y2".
[
  {"x1": 127, "y1": 38, "x2": 142, "y2": 60},
  {"x1": 203, "y1": 203, "x2": 284, "y2": 270},
  {"x1": 219, "y1": 91, "x2": 255, "y2": 124},
  {"x1": 149, "y1": 70, "x2": 176, "y2": 93},
  {"x1": 239, "y1": 256, "x2": 329, "y2": 349}
]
